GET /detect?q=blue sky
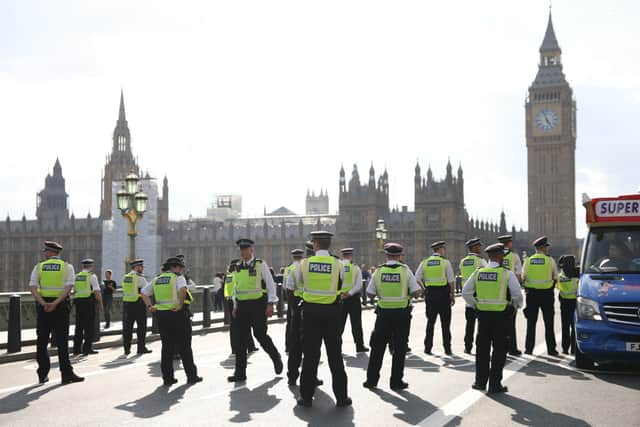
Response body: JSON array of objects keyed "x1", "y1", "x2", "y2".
[{"x1": 1, "y1": 0, "x2": 638, "y2": 237}]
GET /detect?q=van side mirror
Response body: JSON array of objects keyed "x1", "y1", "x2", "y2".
[{"x1": 559, "y1": 255, "x2": 579, "y2": 278}]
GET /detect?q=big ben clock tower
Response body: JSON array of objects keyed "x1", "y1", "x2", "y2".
[{"x1": 526, "y1": 12, "x2": 576, "y2": 254}]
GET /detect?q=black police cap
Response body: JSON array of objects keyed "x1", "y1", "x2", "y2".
[
  {"x1": 129, "y1": 259, "x2": 144, "y2": 268},
  {"x1": 485, "y1": 243, "x2": 505, "y2": 254},
  {"x1": 430, "y1": 241, "x2": 446, "y2": 250},
  {"x1": 81, "y1": 258, "x2": 95, "y2": 265},
  {"x1": 43, "y1": 241, "x2": 63, "y2": 253},
  {"x1": 465, "y1": 238, "x2": 481, "y2": 248},
  {"x1": 533, "y1": 236, "x2": 550, "y2": 247},
  {"x1": 497, "y1": 234, "x2": 513, "y2": 243},
  {"x1": 384, "y1": 242, "x2": 404, "y2": 255},
  {"x1": 236, "y1": 238, "x2": 255, "y2": 248},
  {"x1": 165, "y1": 256, "x2": 185, "y2": 267},
  {"x1": 310, "y1": 230, "x2": 334, "y2": 240},
  {"x1": 291, "y1": 249, "x2": 304, "y2": 257},
  {"x1": 340, "y1": 247, "x2": 354, "y2": 255}
]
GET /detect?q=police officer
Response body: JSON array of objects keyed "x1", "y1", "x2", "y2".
[
  {"x1": 73, "y1": 258, "x2": 103, "y2": 356},
  {"x1": 557, "y1": 255, "x2": 578, "y2": 354},
  {"x1": 29, "y1": 241, "x2": 84, "y2": 384},
  {"x1": 122, "y1": 259, "x2": 151, "y2": 355},
  {"x1": 285, "y1": 248, "x2": 304, "y2": 381},
  {"x1": 463, "y1": 243, "x2": 523, "y2": 394},
  {"x1": 459, "y1": 238, "x2": 488, "y2": 354},
  {"x1": 364, "y1": 243, "x2": 422, "y2": 390},
  {"x1": 228, "y1": 238, "x2": 283, "y2": 382},
  {"x1": 339, "y1": 248, "x2": 368, "y2": 353},
  {"x1": 225, "y1": 259, "x2": 258, "y2": 356},
  {"x1": 296, "y1": 231, "x2": 351, "y2": 408},
  {"x1": 415, "y1": 241, "x2": 456, "y2": 355},
  {"x1": 141, "y1": 257, "x2": 202, "y2": 386},
  {"x1": 523, "y1": 236, "x2": 559, "y2": 356},
  {"x1": 498, "y1": 234, "x2": 524, "y2": 356}
]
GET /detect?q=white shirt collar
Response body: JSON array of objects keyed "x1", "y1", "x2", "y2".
[
  {"x1": 315, "y1": 250, "x2": 330, "y2": 256},
  {"x1": 488, "y1": 261, "x2": 501, "y2": 268}
]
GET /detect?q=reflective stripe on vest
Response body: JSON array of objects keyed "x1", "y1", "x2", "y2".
[
  {"x1": 459, "y1": 255, "x2": 483, "y2": 282},
  {"x1": 38, "y1": 259, "x2": 66, "y2": 297},
  {"x1": 524, "y1": 254, "x2": 554, "y2": 289},
  {"x1": 374, "y1": 264, "x2": 409, "y2": 309},
  {"x1": 422, "y1": 256, "x2": 448, "y2": 286},
  {"x1": 153, "y1": 273, "x2": 179, "y2": 310},
  {"x1": 287, "y1": 263, "x2": 304, "y2": 297},
  {"x1": 558, "y1": 274, "x2": 578, "y2": 299},
  {"x1": 122, "y1": 273, "x2": 140, "y2": 302},
  {"x1": 302, "y1": 256, "x2": 340, "y2": 304},
  {"x1": 502, "y1": 252, "x2": 517, "y2": 272},
  {"x1": 224, "y1": 273, "x2": 235, "y2": 299},
  {"x1": 74, "y1": 271, "x2": 93, "y2": 299},
  {"x1": 475, "y1": 267, "x2": 509, "y2": 311},
  {"x1": 340, "y1": 262, "x2": 357, "y2": 293},
  {"x1": 235, "y1": 261, "x2": 264, "y2": 301}
]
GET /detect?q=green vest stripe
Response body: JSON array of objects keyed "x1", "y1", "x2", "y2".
[
  {"x1": 302, "y1": 256, "x2": 340, "y2": 304},
  {"x1": 475, "y1": 267, "x2": 509, "y2": 311},
  {"x1": 375, "y1": 264, "x2": 409, "y2": 309},
  {"x1": 235, "y1": 261, "x2": 265, "y2": 301}
]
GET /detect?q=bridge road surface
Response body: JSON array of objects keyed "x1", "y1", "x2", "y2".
[{"x1": 0, "y1": 300, "x2": 638, "y2": 427}]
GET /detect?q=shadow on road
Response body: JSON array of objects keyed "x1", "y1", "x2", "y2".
[
  {"x1": 115, "y1": 384, "x2": 188, "y2": 418},
  {"x1": 292, "y1": 387, "x2": 355, "y2": 427},
  {"x1": 343, "y1": 353, "x2": 369, "y2": 369},
  {"x1": 488, "y1": 393, "x2": 591, "y2": 426},
  {"x1": 523, "y1": 359, "x2": 590, "y2": 382},
  {"x1": 228, "y1": 377, "x2": 282, "y2": 423},
  {"x1": 371, "y1": 388, "x2": 437, "y2": 424},
  {"x1": 0, "y1": 384, "x2": 62, "y2": 413},
  {"x1": 404, "y1": 355, "x2": 441, "y2": 372}
]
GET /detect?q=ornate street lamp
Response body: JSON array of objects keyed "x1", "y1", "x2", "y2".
[
  {"x1": 375, "y1": 218, "x2": 387, "y2": 253},
  {"x1": 117, "y1": 170, "x2": 148, "y2": 270}
]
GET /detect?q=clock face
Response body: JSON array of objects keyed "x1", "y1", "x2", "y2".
[{"x1": 535, "y1": 108, "x2": 559, "y2": 132}]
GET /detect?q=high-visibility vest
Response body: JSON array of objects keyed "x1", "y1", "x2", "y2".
[
  {"x1": 502, "y1": 251, "x2": 518, "y2": 272},
  {"x1": 340, "y1": 261, "x2": 358, "y2": 294},
  {"x1": 38, "y1": 259, "x2": 67, "y2": 297},
  {"x1": 374, "y1": 264, "x2": 410, "y2": 309},
  {"x1": 524, "y1": 253, "x2": 554, "y2": 289},
  {"x1": 459, "y1": 254, "x2": 484, "y2": 282},
  {"x1": 422, "y1": 256, "x2": 449, "y2": 287},
  {"x1": 286, "y1": 263, "x2": 304, "y2": 297},
  {"x1": 74, "y1": 271, "x2": 93, "y2": 299},
  {"x1": 302, "y1": 256, "x2": 341, "y2": 304},
  {"x1": 152, "y1": 273, "x2": 179, "y2": 311},
  {"x1": 475, "y1": 267, "x2": 510, "y2": 312},
  {"x1": 122, "y1": 273, "x2": 140, "y2": 302},
  {"x1": 235, "y1": 260, "x2": 265, "y2": 301},
  {"x1": 224, "y1": 273, "x2": 235, "y2": 300},
  {"x1": 557, "y1": 273, "x2": 578, "y2": 299}
]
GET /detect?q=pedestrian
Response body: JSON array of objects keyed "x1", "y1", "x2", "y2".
[
  {"x1": 122, "y1": 259, "x2": 152, "y2": 356},
  {"x1": 274, "y1": 267, "x2": 285, "y2": 318},
  {"x1": 361, "y1": 264, "x2": 370, "y2": 307},
  {"x1": 459, "y1": 238, "x2": 488, "y2": 354},
  {"x1": 141, "y1": 257, "x2": 202, "y2": 386},
  {"x1": 296, "y1": 231, "x2": 351, "y2": 408},
  {"x1": 284, "y1": 249, "x2": 304, "y2": 358},
  {"x1": 101, "y1": 269, "x2": 116, "y2": 329},
  {"x1": 363, "y1": 243, "x2": 422, "y2": 391},
  {"x1": 415, "y1": 241, "x2": 456, "y2": 355},
  {"x1": 339, "y1": 248, "x2": 369, "y2": 353},
  {"x1": 227, "y1": 238, "x2": 283, "y2": 382},
  {"x1": 213, "y1": 273, "x2": 224, "y2": 312},
  {"x1": 523, "y1": 236, "x2": 559, "y2": 356},
  {"x1": 73, "y1": 258, "x2": 103, "y2": 356},
  {"x1": 29, "y1": 241, "x2": 84, "y2": 384},
  {"x1": 463, "y1": 242, "x2": 523, "y2": 394},
  {"x1": 498, "y1": 234, "x2": 524, "y2": 356},
  {"x1": 557, "y1": 255, "x2": 578, "y2": 355}
]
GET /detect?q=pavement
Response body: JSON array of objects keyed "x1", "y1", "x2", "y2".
[{"x1": 0, "y1": 299, "x2": 638, "y2": 427}]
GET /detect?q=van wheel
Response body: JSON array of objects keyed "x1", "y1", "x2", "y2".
[{"x1": 575, "y1": 341, "x2": 596, "y2": 370}]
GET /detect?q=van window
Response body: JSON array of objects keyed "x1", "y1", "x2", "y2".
[{"x1": 584, "y1": 226, "x2": 640, "y2": 274}]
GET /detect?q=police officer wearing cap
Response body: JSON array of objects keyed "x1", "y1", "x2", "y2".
[
  {"x1": 285, "y1": 249, "x2": 304, "y2": 363},
  {"x1": 73, "y1": 258, "x2": 103, "y2": 356},
  {"x1": 556, "y1": 255, "x2": 578, "y2": 355},
  {"x1": 463, "y1": 243, "x2": 523, "y2": 394},
  {"x1": 228, "y1": 238, "x2": 283, "y2": 382},
  {"x1": 415, "y1": 241, "x2": 456, "y2": 355},
  {"x1": 459, "y1": 238, "x2": 488, "y2": 354},
  {"x1": 29, "y1": 241, "x2": 84, "y2": 384},
  {"x1": 498, "y1": 234, "x2": 524, "y2": 356},
  {"x1": 364, "y1": 243, "x2": 422, "y2": 391},
  {"x1": 339, "y1": 248, "x2": 368, "y2": 353},
  {"x1": 225, "y1": 259, "x2": 258, "y2": 356},
  {"x1": 523, "y1": 236, "x2": 559, "y2": 356},
  {"x1": 296, "y1": 231, "x2": 351, "y2": 408},
  {"x1": 122, "y1": 259, "x2": 151, "y2": 355},
  {"x1": 141, "y1": 257, "x2": 202, "y2": 386}
]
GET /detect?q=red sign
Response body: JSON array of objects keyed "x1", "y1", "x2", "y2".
[{"x1": 586, "y1": 194, "x2": 640, "y2": 224}]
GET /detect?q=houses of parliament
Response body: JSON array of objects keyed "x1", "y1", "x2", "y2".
[{"x1": 0, "y1": 13, "x2": 576, "y2": 291}]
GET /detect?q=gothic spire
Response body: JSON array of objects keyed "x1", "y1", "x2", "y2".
[
  {"x1": 540, "y1": 10, "x2": 560, "y2": 53},
  {"x1": 53, "y1": 157, "x2": 62, "y2": 177},
  {"x1": 118, "y1": 89, "x2": 127, "y2": 122}
]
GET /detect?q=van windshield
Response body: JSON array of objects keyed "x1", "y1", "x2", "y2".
[{"x1": 584, "y1": 226, "x2": 640, "y2": 274}]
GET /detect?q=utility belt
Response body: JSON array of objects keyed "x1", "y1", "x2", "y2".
[{"x1": 236, "y1": 294, "x2": 268, "y2": 305}]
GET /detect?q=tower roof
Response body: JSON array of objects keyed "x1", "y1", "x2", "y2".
[
  {"x1": 540, "y1": 12, "x2": 560, "y2": 52},
  {"x1": 118, "y1": 89, "x2": 127, "y2": 122}
]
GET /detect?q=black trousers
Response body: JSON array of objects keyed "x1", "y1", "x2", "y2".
[
  {"x1": 475, "y1": 310, "x2": 509, "y2": 389},
  {"x1": 103, "y1": 295, "x2": 113, "y2": 326},
  {"x1": 287, "y1": 296, "x2": 303, "y2": 382},
  {"x1": 233, "y1": 298, "x2": 280, "y2": 377},
  {"x1": 524, "y1": 288, "x2": 557, "y2": 353},
  {"x1": 559, "y1": 297, "x2": 577, "y2": 353},
  {"x1": 424, "y1": 286, "x2": 452, "y2": 351},
  {"x1": 464, "y1": 306, "x2": 477, "y2": 352},
  {"x1": 339, "y1": 295, "x2": 365, "y2": 349},
  {"x1": 300, "y1": 303, "x2": 348, "y2": 402},
  {"x1": 367, "y1": 307, "x2": 410, "y2": 386},
  {"x1": 506, "y1": 309, "x2": 520, "y2": 352},
  {"x1": 123, "y1": 299, "x2": 148, "y2": 353},
  {"x1": 156, "y1": 310, "x2": 198, "y2": 381},
  {"x1": 227, "y1": 299, "x2": 257, "y2": 354},
  {"x1": 36, "y1": 299, "x2": 74, "y2": 379},
  {"x1": 73, "y1": 298, "x2": 95, "y2": 354}
]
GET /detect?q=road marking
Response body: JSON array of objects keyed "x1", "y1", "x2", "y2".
[{"x1": 417, "y1": 343, "x2": 547, "y2": 427}]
